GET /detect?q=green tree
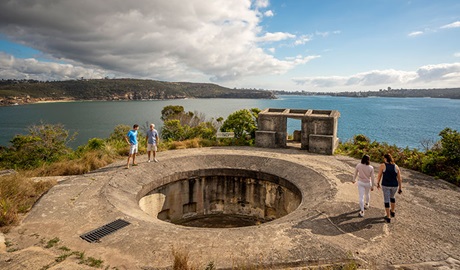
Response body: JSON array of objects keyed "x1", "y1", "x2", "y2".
[
  {"x1": 188, "y1": 122, "x2": 216, "y2": 140},
  {"x1": 438, "y1": 128, "x2": 460, "y2": 165},
  {"x1": 160, "y1": 106, "x2": 218, "y2": 142},
  {"x1": 220, "y1": 108, "x2": 260, "y2": 139},
  {"x1": 161, "y1": 105, "x2": 185, "y2": 121},
  {"x1": 107, "y1": 124, "x2": 131, "y2": 142},
  {"x1": 0, "y1": 123, "x2": 75, "y2": 169},
  {"x1": 162, "y1": 119, "x2": 186, "y2": 141}
]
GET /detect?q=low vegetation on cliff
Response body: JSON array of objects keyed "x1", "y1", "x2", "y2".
[{"x1": 336, "y1": 128, "x2": 460, "y2": 185}]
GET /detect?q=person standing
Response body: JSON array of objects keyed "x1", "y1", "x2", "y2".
[
  {"x1": 146, "y1": 123, "x2": 159, "y2": 162},
  {"x1": 125, "y1": 124, "x2": 139, "y2": 168},
  {"x1": 377, "y1": 153, "x2": 403, "y2": 223},
  {"x1": 352, "y1": 154, "x2": 375, "y2": 217}
]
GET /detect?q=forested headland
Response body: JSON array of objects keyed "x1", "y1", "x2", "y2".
[{"x1": 0, "y1": 78, "x2": 275, "y2": 106}]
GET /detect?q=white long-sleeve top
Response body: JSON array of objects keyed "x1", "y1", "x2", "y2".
[{"x1": 353, "y1": 163, "x2": 375, "y2": 186}]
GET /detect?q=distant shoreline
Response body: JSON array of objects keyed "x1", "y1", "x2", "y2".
[
  {"x1": 2, "y1": 94, "x2": 460, "y2": 107},
  {"x1": 272, "y1": 88, "x2": 460, "y2": 99},
  {"x1": 34, "y1": 99, "x2": 76, "y2": 104}
]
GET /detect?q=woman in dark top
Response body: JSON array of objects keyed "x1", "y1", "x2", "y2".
[{"x1": 377, "y1": 153, "x2": 403, "y2": 223}]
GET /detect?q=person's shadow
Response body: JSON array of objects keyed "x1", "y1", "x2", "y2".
[{"x1": 294, "y1": 208, "x2": 385, "y2": 239}]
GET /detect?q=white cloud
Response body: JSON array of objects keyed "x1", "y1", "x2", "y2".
[
  {"x1": 258, "y1": 32, "x2": 296, "y2": 42},
  {"x1": 294, "y1": 35, "x2": 312, "y2": 45},
  {"x1": 268, "y1": 47, "x2": 275, "y2": 53},
  {"x1": 293, "y1": 31, "x2": 338, "y2": 45},
  {"x1": 0, "y1": 0, "x2": 309, "y2": 82},
  {"x1": 0, "y1": 52, "x2": 107, "y2": 81},
  {"x1": 440, "y1": 21, "x2": 460, "y2": 29},
  {"x1": 292, "y1": 63, "x2": 460, "y2": 89},
  {"x1": 454, "y1": 52, "x2": 460, "y2": 57},
  {"x1": 408, "y1": 31, "x2": 424, "y2": 37},
  {"x1": 285, "y1": 55, "x2": 320, "y2": 65},
  {"x1": 414, "y1": 63, "x2": 460, "y2": 82},
  {"x1": 254, "y1": 0, "x2": 269, "y2": 9},
  {"x1": 264, "y1": 10, "x2": 274, "y2": 17}
]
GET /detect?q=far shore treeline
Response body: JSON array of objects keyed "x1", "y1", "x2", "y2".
[{"x1": 0, "y1": 78, "x2": 276, "y2": 106}]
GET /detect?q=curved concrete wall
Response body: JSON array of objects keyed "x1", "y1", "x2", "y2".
[{"x1": 139, "y1": 169, "x2": 301, "y2": 227}]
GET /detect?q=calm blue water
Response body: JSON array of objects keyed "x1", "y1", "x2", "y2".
[{"x1": 0, "y1": 95, "x2": 459, "y2": 149}]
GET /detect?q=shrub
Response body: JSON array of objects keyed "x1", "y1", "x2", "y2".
[
  {"x1": 160, "y1": 106, "x2": 218, "y2": 142},
  {"x1": 337, "y1": 129, "x2": 460, "y2": 186},
  {"x1": 86, "y1": 138, "x2": 105, "y2": 150},
  {"x1": 107, "y1": 124, "x2": 131, "y2": 142},
  {"x1": 0, "y1": 123, "x2": 75, "y2": 169},
  {"x1": 220, "y1": 108, "x2": 260, "y2": 141}
]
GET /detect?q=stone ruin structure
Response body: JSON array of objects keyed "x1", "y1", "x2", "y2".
[{"x1": 255, "y1": 108, "x2": 340, "y2": 155}]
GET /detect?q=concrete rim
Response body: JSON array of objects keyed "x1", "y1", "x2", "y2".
[{"x1": 106, "y1": 153, "x2": 335, "y2": 228}]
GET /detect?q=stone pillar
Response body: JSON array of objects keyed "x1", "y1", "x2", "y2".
[
  {"x1": 256, "y1": 108, "x2": 288, "y2": 148},
  {"x1": 303, "y1": 110, "x2": 340, "y2": 155}
]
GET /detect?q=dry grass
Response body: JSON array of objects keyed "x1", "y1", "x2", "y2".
[
  {"x1": 30, "y1": 150, "x2": 118, "y2": 177},
  {"x1": 172, "y1": 247, "x2": 201, "y2": 270},
  {"x1": 162, "y1": 138, "x2": 220, "y2": 150},
  {"x1": 0, "y1": 173, "x2": 56, "y2": 231}
]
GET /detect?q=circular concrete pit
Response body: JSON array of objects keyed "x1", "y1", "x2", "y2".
[{"x1": 139, "y1": 169, "x2": 302, "y2": 228}]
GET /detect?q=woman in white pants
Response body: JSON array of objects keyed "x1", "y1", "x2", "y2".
[{"x1": 352, "y1": 154, "x2": 375, "y2": 217}]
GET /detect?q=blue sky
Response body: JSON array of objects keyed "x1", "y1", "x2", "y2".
[{"x1": 0, "y1": 0, "x2": 459, "y2": 92}]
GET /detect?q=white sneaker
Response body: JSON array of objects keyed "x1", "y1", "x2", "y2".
[
  {"x1": 148, "y1": 159, "x2": 151, "y2": 163},
  {"x1": 364, "y1": 203, "x2": 370, "y2": 209},
  {"x1": 154, "y1": 158, "x2": 159, "y2": 162},
  {"x1": 359, "y1": 210, "x2": 365, "y2": 217}
]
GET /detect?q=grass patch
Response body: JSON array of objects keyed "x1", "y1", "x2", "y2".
[
  {"x1": 30, "y1": 149, "x2": 118, "y2": 177},
  {"x1": 74, "y1": 251, "x2": 104, "y2": 268},
  {"x1": 0, "y1": 174, "x2": 56, "y2": 231},
  {"x1": 58, "y1": 246, "x2": 71, "y2": 251},
  {"x1": 45, "y1": 237, "x2": 60, "y2": 248},
  {"x1": 55, "y1": 252, "x2": 72, "y2": 262},
  {"x1": 172, "y1": 247, "x2": 201, "y2": 270}
]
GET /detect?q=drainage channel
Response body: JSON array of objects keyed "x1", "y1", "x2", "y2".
[{"x1": 80, "y1": 219, "x2": 130, "y2": 243}]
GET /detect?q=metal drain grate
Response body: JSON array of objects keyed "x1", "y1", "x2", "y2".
[{"x1": 80, "y1": 219, "x2": 130, "y2": 243}]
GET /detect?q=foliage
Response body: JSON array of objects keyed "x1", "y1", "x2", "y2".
[
  {"x1": 85, "y1": 138, "x2": 106, "y2": 151},
  {"x1": 162, "y1": 120, "x2": 187, "y2": 141},
  {"x1": 161, "y1": 105, "x2": 186, "y2": 121},
  {"x1": 0, "y1": 123, "x2": 75, "y2": 169},
  {"x1": 108, "y1": 124, "x2": 131, "y2": 142},
  {"x1": 0, "y1": 174, "x2": 56, "y2": 230},
  {"x1": 438, "y1": 128, "x2": 460, "y2": 165},
  {"x1": 337, "y1": 128, "x2": 460, "y2": 185},
  {"x1": 220, "y1": 108, "x2": 260, "y2": 143},
  {"x1": 160, "y1": 106, "x2": 218, "y2": 142}
]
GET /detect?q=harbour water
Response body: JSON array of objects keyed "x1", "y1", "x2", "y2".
[{"x1": 0, "y1": 95, "x2": 459, "y2": 149}]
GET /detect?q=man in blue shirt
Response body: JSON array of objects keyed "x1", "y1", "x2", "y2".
[
  {"x1": 125, "y1": 124, "x2": 139, "y2": 168},
  {"x1": 146, "y1": 123, "x2": 160, "y2": 162}
]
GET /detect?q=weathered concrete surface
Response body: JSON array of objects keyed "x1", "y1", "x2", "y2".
[{"x1": 1, "y1": 147, "x2": 459, "y2": 269}]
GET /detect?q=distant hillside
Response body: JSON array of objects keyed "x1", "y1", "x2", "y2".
[
  {"x1": 273, "y1": 88, "x2": 460, "y2": 99},
  {"x1": 0, "y1": 79, "x2": 275, "y2": 106}
]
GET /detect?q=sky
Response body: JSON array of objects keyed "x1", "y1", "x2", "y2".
[{"x1": 0, "y1": 0, "x2": 459, "y2": 92}]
